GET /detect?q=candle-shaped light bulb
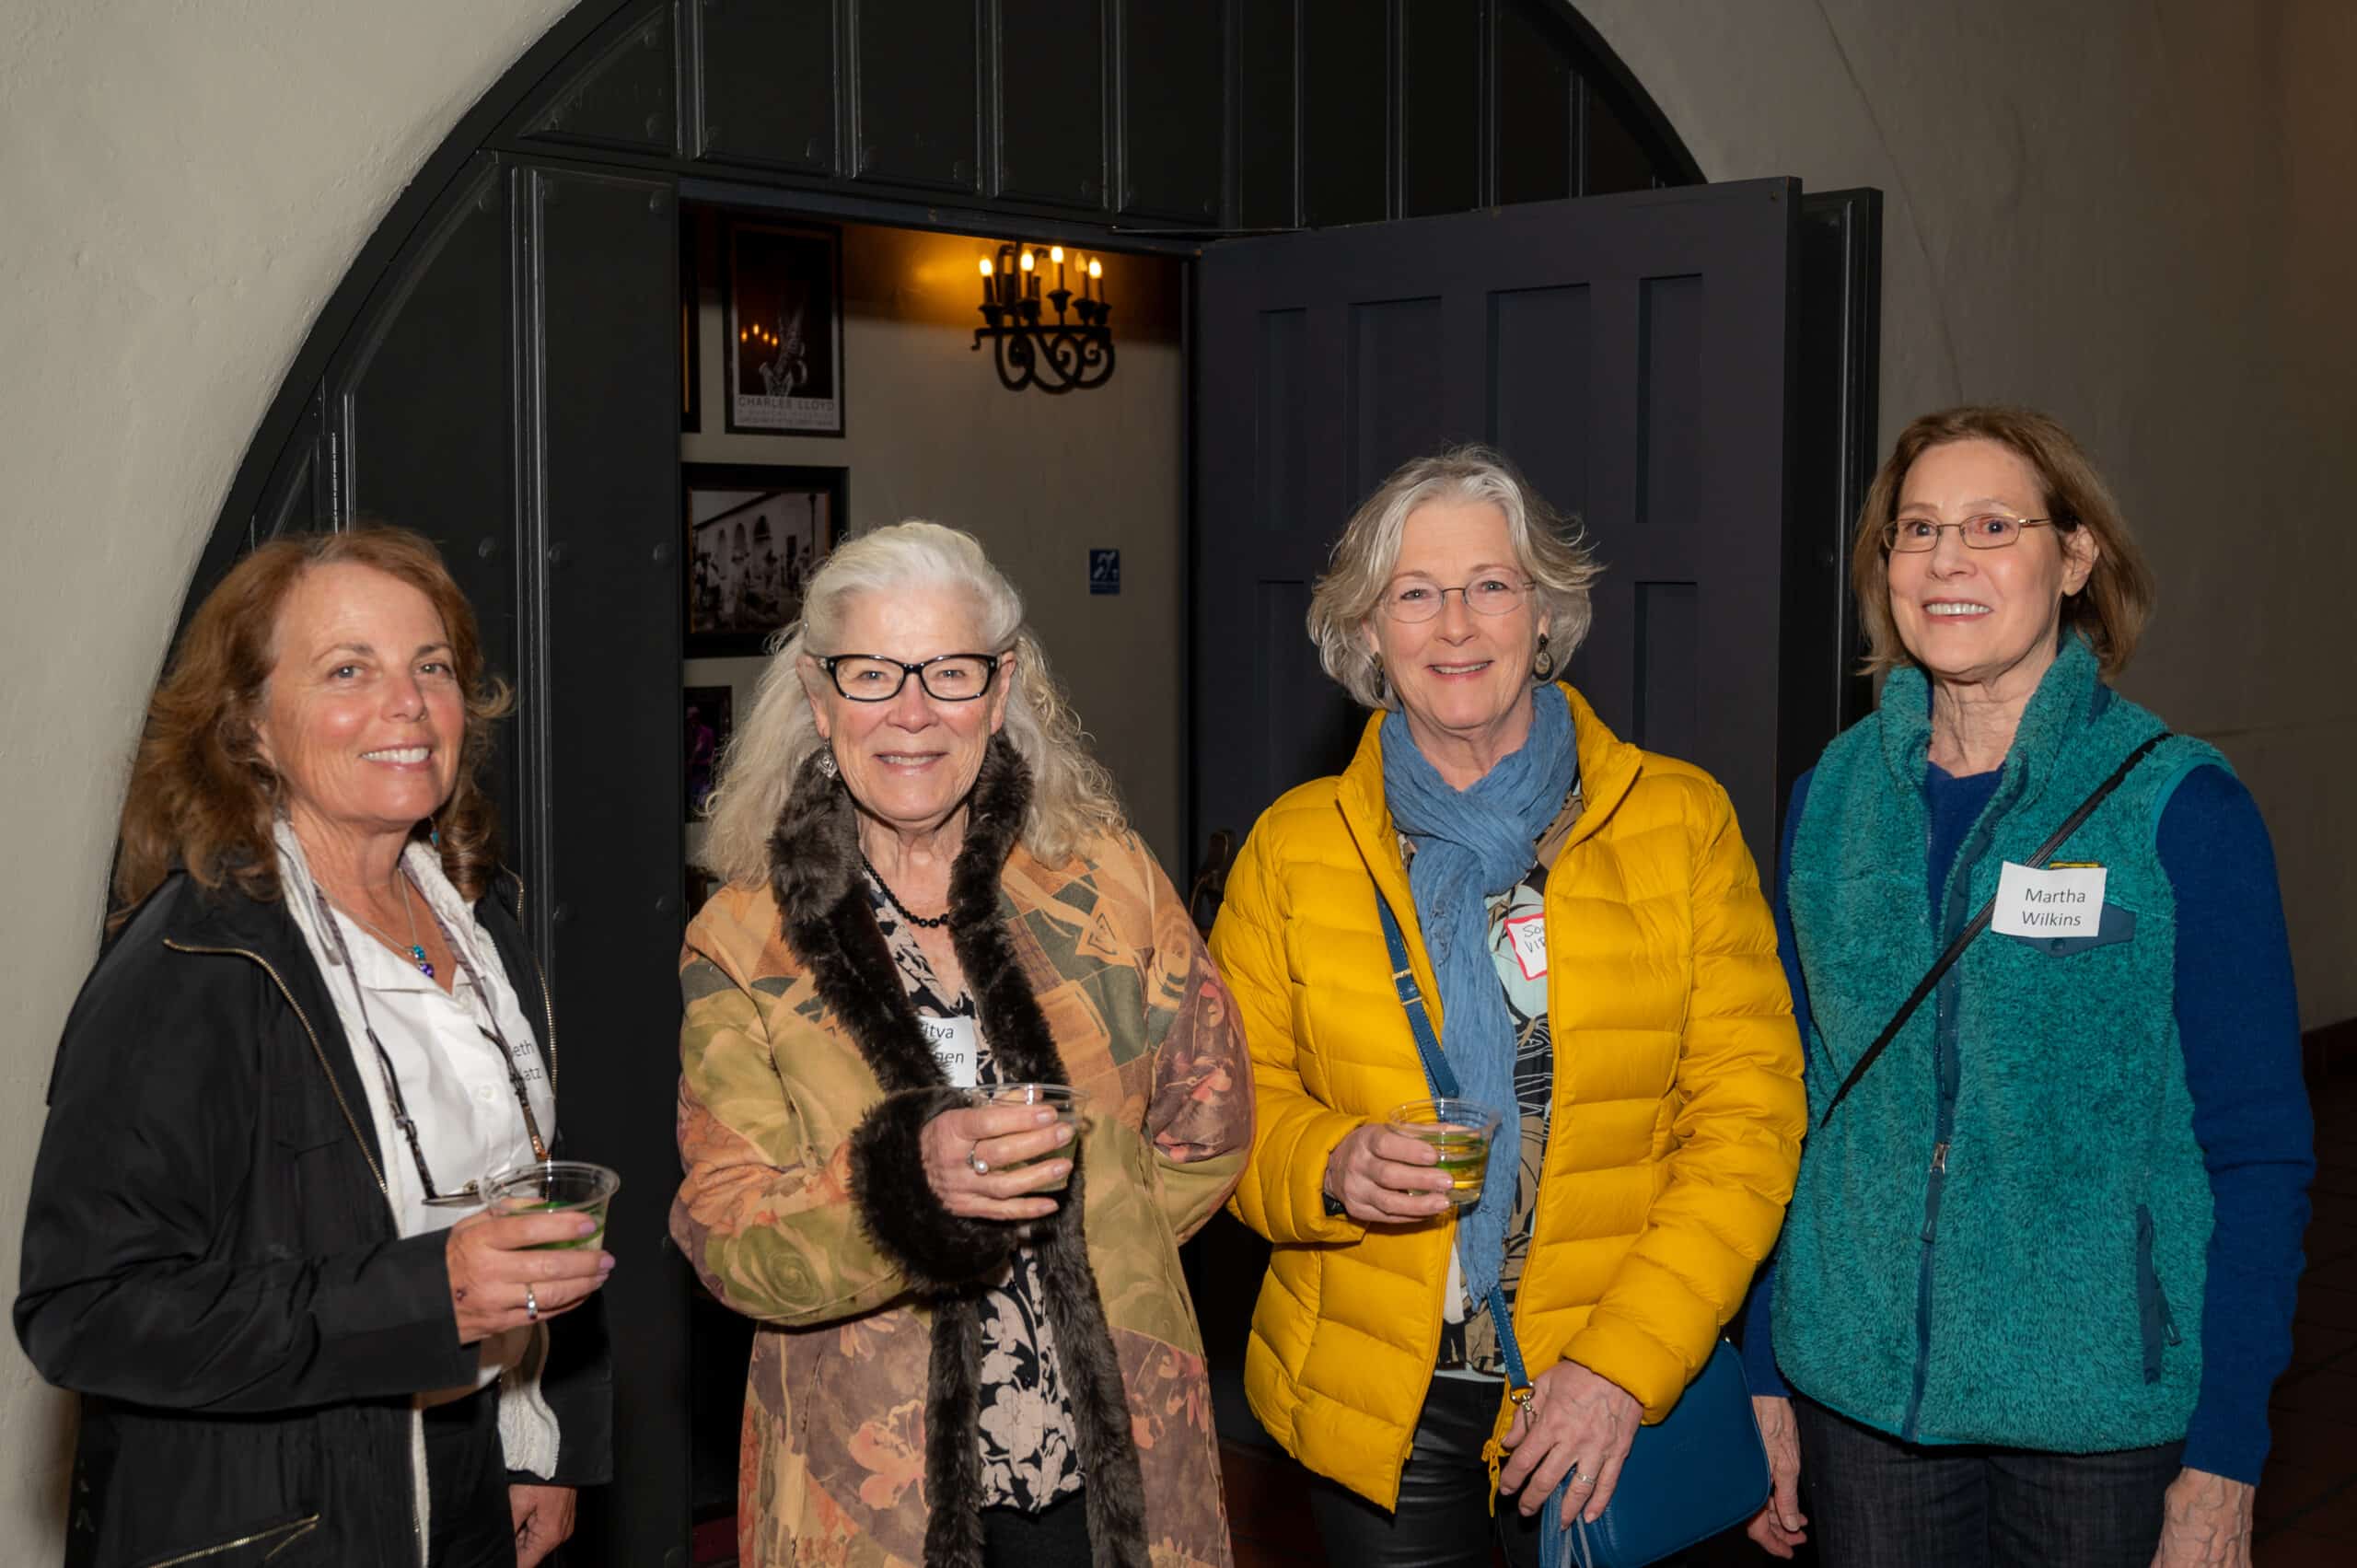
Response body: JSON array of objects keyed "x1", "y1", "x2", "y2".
[
  {"x1": 1050, "y1": 243, "x2": 1066, "y2": 294},
  {"x1": 1087, "y1": 256, "x2": 1103, "y2": 302},
  {"x1": 1019, "y1": 249, "x2": 1035, "y2": 273},
  {"x1": 980, "y1": 257, "x2": 995, "y2": 306}
]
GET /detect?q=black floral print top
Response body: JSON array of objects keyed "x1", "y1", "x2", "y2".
[{"x1": 866, "y1": 872, "x2": 1085, "y2": 1512}]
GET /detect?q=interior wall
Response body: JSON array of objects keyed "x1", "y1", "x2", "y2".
[
  {"x1": 681, "y1": 219, "x2": 1189, "y2": 876},
  {"x1": 0, "y1": 4, "x2": 579, "y2": 1558},
  {"x1": 1582, "y1": 0, "x2": 2357, "y2": 1030}
]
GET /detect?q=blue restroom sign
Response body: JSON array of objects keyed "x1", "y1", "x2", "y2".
[{"x1": 1088, "y1": 548, "x2": 1120, "y2": 595}]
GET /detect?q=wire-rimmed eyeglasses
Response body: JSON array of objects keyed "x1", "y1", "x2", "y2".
[
  {"x1": 817, "y1": 652, "x2": 1005, "y2": 703},
  {"x1": 1378, "y1": 575, "x2": 1531, "y2": 623},
  {"x1": 1885, "y1": 516, "x2": 2062, "y2": 552}
]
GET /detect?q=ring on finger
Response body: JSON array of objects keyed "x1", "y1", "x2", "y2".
[
  {"x1": 966, "y1": 1141, "x2": 990, "y2": 1176},
  {"x1": 525, "y1": 1284, "x2": 540, "y2": 1323},
  {"x1": 1569, "y1": 1466, "x2": 1594, "y2": 1486}
]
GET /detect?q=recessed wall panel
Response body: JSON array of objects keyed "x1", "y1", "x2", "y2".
[
  {"x1": 1347, "y1": 296, "x2": 1446, "y2": 499},
  {"x1": 1637, "y1": 273, "x2": 1702, "y2": 548},
  {"x1": 1491, "y1": 285, "x2": 1591, "y2": 528},
  {"x1": 997, "y1": 0, "x2": 1106, "y2": 207}
]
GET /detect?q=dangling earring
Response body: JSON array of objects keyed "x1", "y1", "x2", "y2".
[
  {"x1": 1532, "y1": 633, "x2": 1556, "y2": 682},
  {"x1": 816, "y1": 750, "x2": 839, "y2": 780},
  {"x1": 1369, "y1": 656, "x2": 1388, "y2": 703},
  {"x1": 429, "y1": 819, "x2": 442, "y2": 848}
]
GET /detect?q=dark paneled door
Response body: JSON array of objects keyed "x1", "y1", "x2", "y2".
[
  {"x1": 1190, "y1": 180, "x2": 1800, "y2": 874},
  {"x1": 513, "y1": 157, "x2": 689, "y2": 1567}
]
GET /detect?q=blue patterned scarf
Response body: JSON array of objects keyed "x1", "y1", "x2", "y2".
[{"x1": 1380, "y1": 683, "x2": 1576, "y2": 1307}]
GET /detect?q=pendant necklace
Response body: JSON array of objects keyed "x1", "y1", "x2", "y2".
[{"x1": 337, "y1": 875, "x2": 435, "y2": 979}]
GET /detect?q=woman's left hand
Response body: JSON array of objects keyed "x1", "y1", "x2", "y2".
[
  {"x1": 510, "y1": 1482, "x2": 577, "y2": 1568},
  {"x1": 1496, "y1": 1358, "x2": 1643, "y2": 1527},
  {"x1": 2150, "y1": 1468, "x2": 2253, "y2": 1567}
]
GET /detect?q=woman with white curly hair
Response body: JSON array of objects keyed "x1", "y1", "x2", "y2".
[{"x1": 672, "y1": 519, "x2": 1252, "y2": 1568}]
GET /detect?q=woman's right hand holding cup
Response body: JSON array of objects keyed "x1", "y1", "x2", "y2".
[
  {"x1": 921, "y1": 1101, "x2": 1074, "y2": 1222},
  {"x1": 1324, "y1": 1122, "x2": 1454, "y2": 1222},
  {"x1": 445, "y1": 1208, "x2": 615, "y2": 1344}
]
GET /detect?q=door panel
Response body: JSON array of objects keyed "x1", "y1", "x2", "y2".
[
  {"x1": 515, "y1": 158, "x2": 688, "y2": 1567},
  {"x1": 1192, "y1": 180, "x2": 1800, "y2": 877}
]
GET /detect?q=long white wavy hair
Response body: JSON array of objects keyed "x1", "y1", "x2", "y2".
[{"x1": 700, "y1": 519, "x2": 1126, "y2": 883}]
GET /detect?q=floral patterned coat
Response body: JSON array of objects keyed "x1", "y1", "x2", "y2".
[{"x1": 671, "y1": 739, "x2": 1250, "y2": 1568}]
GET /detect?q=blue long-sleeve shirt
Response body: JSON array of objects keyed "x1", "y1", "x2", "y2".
[{"x1": 1740, "y1": 761, "x2": 2313, "y2": 1482}]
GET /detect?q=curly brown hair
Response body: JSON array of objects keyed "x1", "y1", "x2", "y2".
[
  {"x1": 111, "y1": 527, "x2": 514, "y2": 924},
  {"x1": 1852, "y1": 405, "x2": 2155, "y2": 679}
]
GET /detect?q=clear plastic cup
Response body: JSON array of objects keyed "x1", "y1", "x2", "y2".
[
  {"x1": 970, "y1": 1083, "x2": 1089, "y2": 1191},
  {"x1": 1387, "y1": 1099, "x2": 1504, "y2": 1208},
  {"x1": 486, "y1": 1160, "x2": 621, "y2": 1249}
]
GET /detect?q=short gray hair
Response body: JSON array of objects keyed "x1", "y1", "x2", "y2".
[
  {"x1": 1307, "y1": 445, "x2": 1601, "y2": 709},
  {"x1": 701, "y1": 520, "x2": 1125, "y2": 882}
]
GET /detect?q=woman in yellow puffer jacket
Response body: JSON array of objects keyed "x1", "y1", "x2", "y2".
[{"x1": 1210, "y1": 446, "x2": 1805, "y2": 1567}]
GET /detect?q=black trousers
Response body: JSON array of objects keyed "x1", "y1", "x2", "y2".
[
  {"x1": 424, "y1": 1388, "x2": 518, "y2": 1568},
  {"x1": 1308, "y1": 1376, "x2": 1546, "y2": 1568},
  {"x1": 1794, "y1": 1397, "x2": 2183, "y2": 1568},
  {"x1": 981, "y1": 1490, "x2": 1093, "y2": 1568}
]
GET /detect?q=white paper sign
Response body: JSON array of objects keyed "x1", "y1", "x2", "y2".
[
  {"x1": 920, "y1": 1016, "x2": 980, "y2": 1087},
  {"x1": 1503, "y1": 912, "x2": 1549, "y2": 981},
  {"x1": 1991, "y1": 862, "x2": 2108, "y2": 938}
]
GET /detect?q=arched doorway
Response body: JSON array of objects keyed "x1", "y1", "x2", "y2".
[{"x1": 175, "y1": 4, "x2": 1876, "y2": 1560}]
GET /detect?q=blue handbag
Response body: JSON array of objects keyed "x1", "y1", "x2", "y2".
[{"x1": 1376, "y1": 897, "x2": 1771, "y2": 1568}]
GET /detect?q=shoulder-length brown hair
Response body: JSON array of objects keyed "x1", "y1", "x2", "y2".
[
  {"x1": 112, "y1": 527, "x2": 514, "y2": 924},
  {"x1": 1852, "y1": 405, "x2": 2155, "y2": 679}
]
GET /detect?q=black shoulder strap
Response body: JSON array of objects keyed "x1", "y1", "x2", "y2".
[{"x1": 1816, "y1": 731, "x2": 2170, "y2": 1130}]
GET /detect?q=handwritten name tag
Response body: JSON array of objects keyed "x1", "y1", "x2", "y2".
[
  {"x1": 920, "y1": 1016, "x2": 980, "y2": 1087},
  {"x1": 1504, "y1": 912, "x2": 1549, "y2": 981},
  {"x1": 1991, "y1": 862, "x2": 2108, "y2": 938}
]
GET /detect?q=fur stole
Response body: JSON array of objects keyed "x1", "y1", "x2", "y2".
[{"x1": 768, "y1": 736, "x2": 1149, "y2": 1568}]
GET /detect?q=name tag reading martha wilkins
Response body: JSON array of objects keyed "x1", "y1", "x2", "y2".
[{"x1": 1991, "y1": 862, "x2": 2108, "y2": 938}]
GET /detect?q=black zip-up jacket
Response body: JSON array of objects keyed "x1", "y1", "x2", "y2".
[{"x1": 15, "y1": 870, "x2": 612, "y2": 1566}]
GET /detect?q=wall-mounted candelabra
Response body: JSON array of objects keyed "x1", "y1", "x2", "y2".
[{"x1": 972, "y1": 242, "x2": 1114, "y2": 394}]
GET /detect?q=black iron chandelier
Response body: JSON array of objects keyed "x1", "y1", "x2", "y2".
[{"x1": 972, "y1": 241, "x2": 1114, "y2": 394}]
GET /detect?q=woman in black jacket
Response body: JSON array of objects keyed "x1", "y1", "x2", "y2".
[{"x1": 16, "y1": 527, "x2": 612, "y2": 1567}]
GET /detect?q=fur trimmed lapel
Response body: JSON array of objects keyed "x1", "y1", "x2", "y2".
[{"x1": 767, "y1": 737, "x2": 1151, "y2": 1568}]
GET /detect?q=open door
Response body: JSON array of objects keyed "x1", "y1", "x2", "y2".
[{"x1": 1189, "y1": 179, "x2": 1801, "y2": 877}]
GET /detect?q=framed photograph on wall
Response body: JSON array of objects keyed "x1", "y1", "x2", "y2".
[
  {"x1": 725, "y1": 218, "x2": 844, "y2": 436},
  {"x1": 683, "y1": 684, "x2": 733, "y2": 823},
  {"x1": 683, "y1": 463, "x2": 847, "y2": 656}
]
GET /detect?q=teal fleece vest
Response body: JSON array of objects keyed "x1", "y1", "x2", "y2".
[{"x1": 1775, "y1": 636, "x2": 2224, "y2": 1451}]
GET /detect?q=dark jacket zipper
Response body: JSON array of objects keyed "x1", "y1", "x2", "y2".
[
  {"x1": 159, "y1": 940, "x2": 389, "y2": 1199},
  {"x1": 136, "y1": 1510, "x2": 321, "y2": 1567},
  {"x1": 157, "y1": 940, "x2": 412, "y2": 1557}
]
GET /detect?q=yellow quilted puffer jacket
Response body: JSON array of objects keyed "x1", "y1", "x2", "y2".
[{"x1": 1211, "y1": 686, "x2": 1805, "y2": 1508}]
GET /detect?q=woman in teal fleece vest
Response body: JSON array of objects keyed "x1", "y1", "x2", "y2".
[{"x1": 1740, "y1": 408, "x2": 2312, "y2": 1568}]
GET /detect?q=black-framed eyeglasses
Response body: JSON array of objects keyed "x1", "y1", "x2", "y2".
[
  {"x1": 1378, "y1": 575, "x2": 1532, "y2": 622},
  {"x1": 1885, "y1": 515, "x2": 2063, "y2": 552},
  {"x1": 817, "y1": 652, "x2": 1005, "y2": 703}
]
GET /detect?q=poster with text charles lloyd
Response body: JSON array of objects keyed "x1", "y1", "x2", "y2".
[{"x1": 726, "y1": 219, "x2": 844, "y2": 436}]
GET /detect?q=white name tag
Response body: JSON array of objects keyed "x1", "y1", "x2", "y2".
[
  {"x1": 920, "y1": 1016, "x2": 980, "y2": 1087},
  {"x1": 1504, "y1": 912, "x2": 1549, "y2": 981},
  {"x1": 1991, "y1": 862, "x2": 2108, "y2": 938}
]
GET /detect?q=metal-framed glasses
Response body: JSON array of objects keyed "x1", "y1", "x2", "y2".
[
  {"x1": 818, "y1": 652, "x2": 1005, "y2": 703},
  {"x1": 1378, "y1": 575, "x2": 1531, "y2": 622},
  {"x1": 1885, "y1": 515, "x2": 2061, "y2": 552}
]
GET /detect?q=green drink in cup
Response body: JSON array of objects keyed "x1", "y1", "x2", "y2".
[
  {"x1": 971, "y1": 1083, "x2": 1090, "y2": 1192},
  {"x1": 486, "y1": 1160, "x2": 621, "y2": 1249},
  {"x1": 1388, "y1": 1099, "x2": 1504, "y2": 1208}
]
